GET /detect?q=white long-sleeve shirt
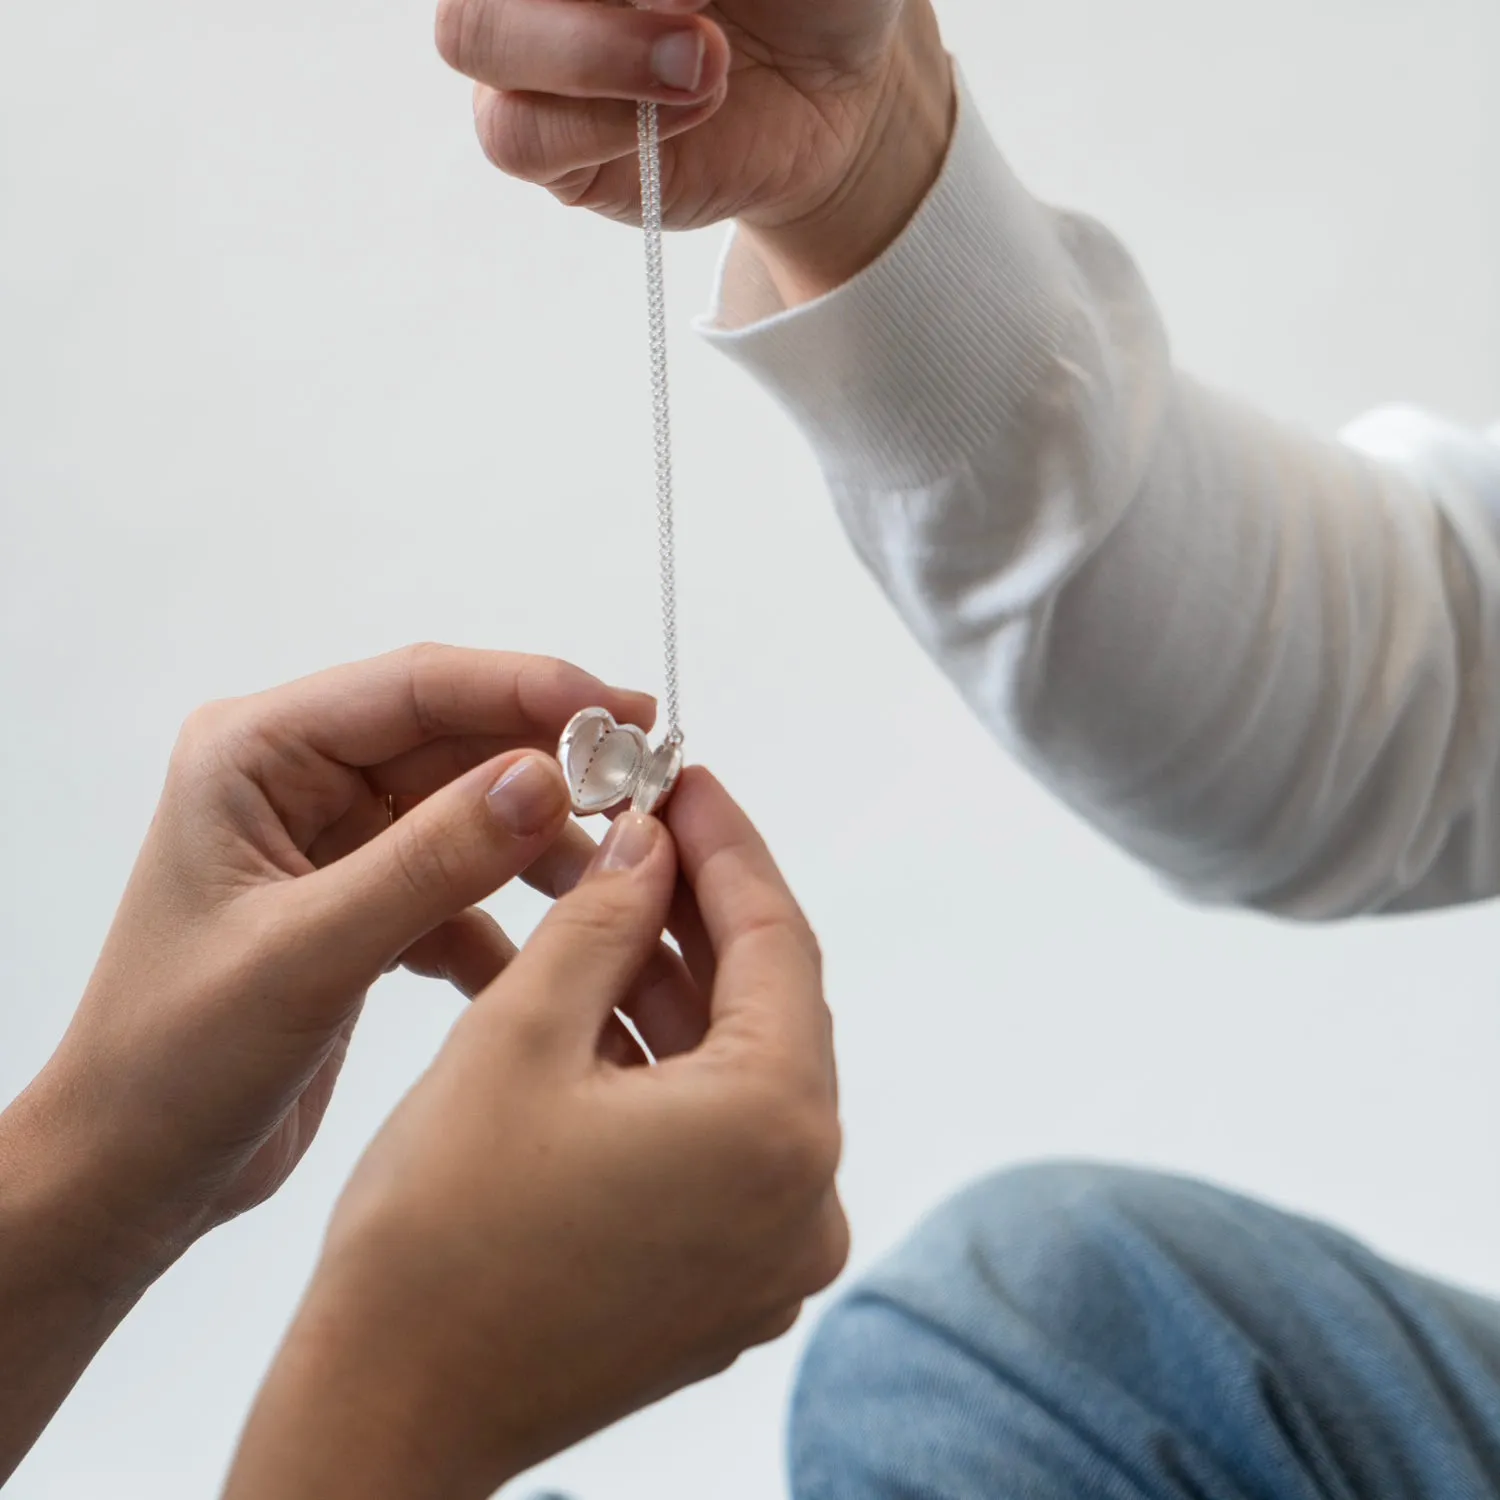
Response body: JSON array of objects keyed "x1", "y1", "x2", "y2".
[{"x1": 700, "y1": 74, "x2": 1500, "y2": 921}]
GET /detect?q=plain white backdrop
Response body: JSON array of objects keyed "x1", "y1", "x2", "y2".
[{"x1": 3, "y1": 1, "x2": 1499, "y2": 1495}]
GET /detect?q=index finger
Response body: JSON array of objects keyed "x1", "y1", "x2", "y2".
[
  {"x1": 251, "y1": 643, "x2": 656, "y2": 767},
  {"x1": 665, "y1": 769, "x2": 828, "y2": 1067}
]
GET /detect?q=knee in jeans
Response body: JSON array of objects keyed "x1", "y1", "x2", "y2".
[
  {"x1": 904, "y1": 1160, "x2": 1229, "y2": 1305},
  {"x1": 803, "y1": 1160, "x2": 1254, "y2": 1391},
  {"x1": 790, "y1": 1164, "x2": 1211, "y2": 1492}
]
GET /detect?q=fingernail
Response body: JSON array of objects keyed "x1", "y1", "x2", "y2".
[
  {"x1": 594, "y1": 812, "x2": 660, "y2": 874},
  {"x1": 651, "y1": 31, "x2": 705, "y2": 92},
  {"x1": 487, "y1": 756, "x2": 564, "y2": 837}
]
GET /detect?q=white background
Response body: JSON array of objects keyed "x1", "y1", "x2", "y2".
[{"x1": 2, "y1": 1, "x2": 1499, "y2": 1495}]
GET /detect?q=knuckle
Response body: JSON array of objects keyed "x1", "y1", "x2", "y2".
[
  {"x1": 806, "y1": 924, "x2": 825, "y2": 978},
  {"x1": 724, "y1": 905, "x2": 824, "y2": 990},
  {"x1": 396, "y1": 640, "x2": 447, "y2": 673},
  {"x1": 549, "y1": 885, "x2": 636, "y2": 948},
  {"x1": 485, "y1": 989, "x2": 559, "y2": 1064},
  {"x1": 515, "y1": 651, "x2": 596, "y2": 719},
  {"x1": 755, "y1": 1302, "x2": 804, "y2": 1347},
  {"x1": 538, "y1": 652, "x2": 588, "y2": 696},
  {"x1": 388, "y1": 815, "x2": 465, "y2": 904},
  {"x1": 549, "y1": 164, "x2": 610, "y2": 213},
  {"x1": 479, "y1": 97, "x2": 551, "y2": 184},
  {"x1": 806, "y1": 1200, "x2": 852, "y2": 1293},
  {"x1": 692, "y1": 1342, "x2": 745, "y2": 1384},
  {"x1": 772, "y1": 900, "x2": 824, "y2": 977},
  {"x1": 170, "y1": 698, "x2": 244, "y2": 777},
  {"x1": 735, "y1": 1093, "x2": 842, "y2": 1209},
  {"x1": 434, "y1": 0, "x2": 487, "y2": 75},
  {"x1": 176, "y1": 698, "x2": 232, "y2": 749},
  {"x1": 790, "y1": 1105, "x2": 844, "y2": 1191},
  {"x1": 396, "y1": 641, "x2": 451, "y2": 740}
]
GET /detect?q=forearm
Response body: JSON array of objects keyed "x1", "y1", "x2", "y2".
[
  {"x1": 706, "y1": 74, "x2": 1500, "y2": 917},
  {"x1": 224, "y1": 1343, "x2": 453, "y2": 1500},
  {"x1": 905, "y1": 381, "x2": 1500, "y2": 916},
  {"x1": 223, "y1": 1271, "x2": 513, "y2": 1500},
  {"x1": 0, "y1": 1070, "x2": 161, "y2": 1482}
]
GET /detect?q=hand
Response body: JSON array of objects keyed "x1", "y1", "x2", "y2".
[
  {"x1": 435, "y1": 0, "x2": 956, "y2": 298},
  {"x1": 223, "y1": 771, "x2": 848, "y2": 1500},
  {"x1": 23, "y1": 644, "x2": 654, "y2": 1273}
]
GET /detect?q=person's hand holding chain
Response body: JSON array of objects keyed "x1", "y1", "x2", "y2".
[{"x1": 435, "y1": 0, "x2": 955, "y2": 303}]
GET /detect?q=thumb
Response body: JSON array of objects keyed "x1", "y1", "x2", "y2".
[
  {"x1": 286, "y1": 750, "x2": 572, "y2": 985},
  {"x1": 497, "y1": 811, "x2": 678, "y2": 1056}
]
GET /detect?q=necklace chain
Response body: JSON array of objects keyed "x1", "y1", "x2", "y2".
[{"x1": 636, "y1": 101, "x2": 682, "y2": 746}]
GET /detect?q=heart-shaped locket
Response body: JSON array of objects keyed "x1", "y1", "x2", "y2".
[{"x1": 557, "y1": 707, "x2": 683, "y2": 817}]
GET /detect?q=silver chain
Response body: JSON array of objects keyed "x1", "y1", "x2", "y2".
[{"x1": 636, "y1": 100, "x2": 683, "y2": 747}]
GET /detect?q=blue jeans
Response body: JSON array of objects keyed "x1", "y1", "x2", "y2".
[{"x1": 790, "y1": 1164, "x2": 1500, "y2": 1498}]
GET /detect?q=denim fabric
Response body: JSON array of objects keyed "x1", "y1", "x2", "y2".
[{"x1": 791, "y1": 1163, "x2": 1500, "y2": 1499}]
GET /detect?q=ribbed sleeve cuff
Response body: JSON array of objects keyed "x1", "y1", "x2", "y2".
[{"x1": 696, "y1": 71, "x2": 1072, "y2": 488}]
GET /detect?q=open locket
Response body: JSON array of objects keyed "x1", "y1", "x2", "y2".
[{"x1": 557, "y1": 707, "x2": 683, "y2": 818}]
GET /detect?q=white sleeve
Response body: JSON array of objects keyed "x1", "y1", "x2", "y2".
[{"x1": 698, "y1": 71, "x2": 1500, "y2": 919}]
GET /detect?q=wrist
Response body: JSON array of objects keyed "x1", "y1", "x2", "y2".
[
  {"x1": 0, "y1": 1072, "x2": 171, "y2": 1482},
  {"x1": 0, "y1": 1065, "x2": 174, "y2": 1306},
  {"x1": 741, "y1": 2, "x2": 954, "y2": 306},
  {"x1": 224, "y1": 1259, "x2": 517, "y2": 1500}
]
